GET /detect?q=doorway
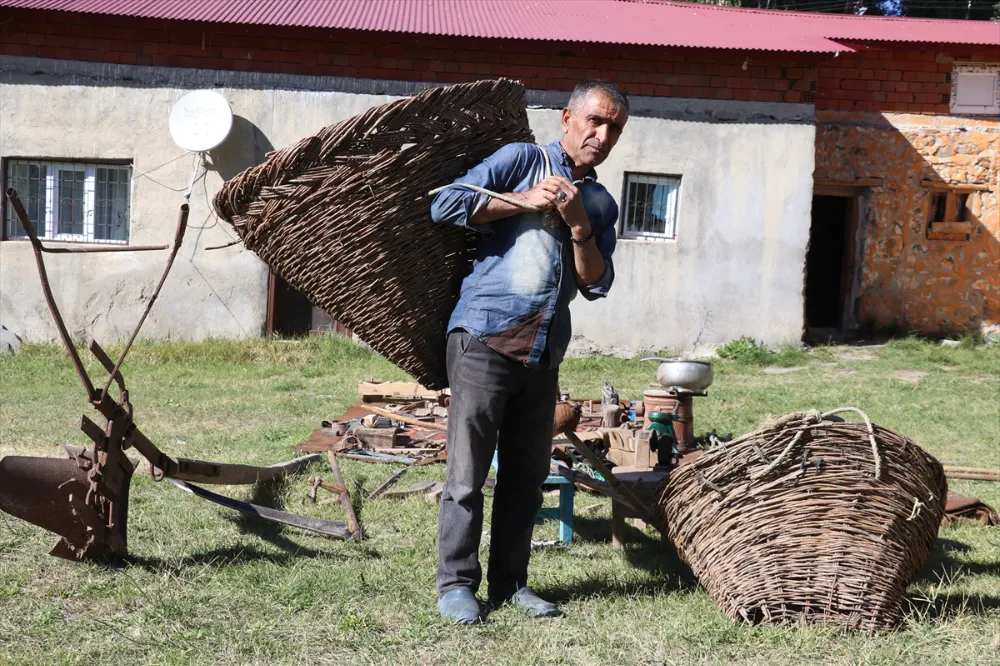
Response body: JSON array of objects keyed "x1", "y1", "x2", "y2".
[
  {"x1": 804, "y1": 193, "x2": 860, "y2": 339},
  {"x1": 266, "y1": 272, "x2": 312, "y2": 336},
  {"x1": 265, "y1": 272, "x2": 354, "y2": 337}
]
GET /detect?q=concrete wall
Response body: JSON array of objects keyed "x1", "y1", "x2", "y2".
[
  {"x1": 0, "y1": 57, "x2": 411, "y2": 342},
  {"x1": 542, "y1": 98, "x2": 816, "y2": 356},
  {"x1": 1, "y1": 56, "x2": 815, "y2": 354}
]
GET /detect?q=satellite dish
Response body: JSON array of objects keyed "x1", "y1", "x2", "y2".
[{"x1": 169, "y1": 90, "x2": 233, "y2": 152}]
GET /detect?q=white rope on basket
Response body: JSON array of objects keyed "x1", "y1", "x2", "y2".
[
  {"x1": 822, "y1": 407, "x2": 882, "y2": 480},
  {"x1": 427, "y1": 145, "x2": 555, "y2": 213}
]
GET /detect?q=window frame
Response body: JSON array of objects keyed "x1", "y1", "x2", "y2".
[
  {"x1": 3, "y1": 157, "x2": 133, "y2": 244},
  {"x1": 619, "y1": 171, "x2": 682, "y2": 241},
  {"x1": 921, "y1": 181, "x2": 988, "y2": 241},
  {"x1": 950, "y1": 63, "x2": 1000, "y2": 116}
]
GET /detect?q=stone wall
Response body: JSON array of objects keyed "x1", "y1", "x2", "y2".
[{"x1": 815, "y1": 111, "x2": 999, "y2": 336}]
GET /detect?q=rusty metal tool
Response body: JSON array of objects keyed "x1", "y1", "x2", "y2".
[
  {"x1": 0, "y1": 187, "x2": 350, "y2": 561},
  {"x1": 308, "y1": 475, "x2": 348, "y2": 500},
  {"x1": 412, "y1": 450, "x2": 448, "y2": 467},
  {"x1": 338, "y1": 451, "x2": 420, "y2": 465},
  {"x1": 366, "y1": 467, "x2": 410, "y2": 500},
  {"x1": 170, "y1": 480, "x2": 352, "y2": 539},
  {"x1": 328, "y1": 451, "x2": 362, "y2": 539}
]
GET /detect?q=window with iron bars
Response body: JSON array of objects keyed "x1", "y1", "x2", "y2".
[
  {"x1": 3, "y1": 159, "x2": 132, "y2": 243},
  {"x1": 620, "y1": 173, "x2": 681, "y2": 240}
]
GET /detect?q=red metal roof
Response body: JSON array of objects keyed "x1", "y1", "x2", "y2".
[{"x1": 2, "y1": 0, "x2": 998, "y2": 53}]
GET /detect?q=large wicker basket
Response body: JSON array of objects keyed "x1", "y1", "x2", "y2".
[
  {"x1": 214, "y1": 79, "x2": 535, "y2": 389},
  {"x1": 654, "y1": 409, "x2": 946, "y2": 631}
]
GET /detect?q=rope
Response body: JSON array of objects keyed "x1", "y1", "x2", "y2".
[
  {"x1": 747, "y1": 408, "x2": 881, "y2": 481},
  {"x1": 750, "y1": 429, "x2": 806, "y2": 480},
  {"x1": 427, "y1": 183, "x2": 541, "y2": 211},
  {"x1": 427, "y1": 144, "x2": 554, "y2": 213},
  {"x1": 822, "y1": 407, "x2": 882, "y2": 480}
]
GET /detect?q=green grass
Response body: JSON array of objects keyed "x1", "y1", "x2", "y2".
[{"x1": 1, "y1": 336, "x2": 999, "y2": 665}]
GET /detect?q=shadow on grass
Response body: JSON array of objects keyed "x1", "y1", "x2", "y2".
[
  {"x1": 118, "y1": 476, "x2": 378, "y2": 572},
  {"x1": 122, "y1": 544, "x2": 326, "y2": 572},
  {"x1": 916, "y1": 537, "x2": 1000, "y2": 580},
  {"x1": 121, "y1": 533, "x2": 383, "y2": 573},
  {"x1": 537, "y1": 514, "x2": 698, "y2": 603},
  {"x1": 904, "y1": 536, "x2": 1000, "y2": 621},
  {"x1": 549, "y1": 524, "x2": 1000, "y2": 622},
  {"x1": 229, "y1": 477, "x2": 300, "y2": 549},
  {"x1": 903, "y1": 591, "x2": 1000, "y2": 623}
]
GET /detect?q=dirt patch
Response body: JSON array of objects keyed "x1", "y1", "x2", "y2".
[
  {"x1": 762, "y1": 366, "x2": 807, "y2": 375},
  {"x1": 838, "y1": 352, "x2": 877, "y2": 361},
  {"x1": 894, "y1": 370, "x2": 929, "y2": 385}
]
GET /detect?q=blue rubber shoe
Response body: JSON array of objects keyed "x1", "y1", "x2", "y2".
[
  {"x1": 490, "y1": 586, "x2": 560, "y2": 618},
  {"x1": 437, "y1": 588, "x2": 482, "y2": 625}
]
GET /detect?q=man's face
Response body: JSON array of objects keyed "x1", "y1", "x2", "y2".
[{"x1": 560, "y1": 91, "x2": 628, "y2": 171}]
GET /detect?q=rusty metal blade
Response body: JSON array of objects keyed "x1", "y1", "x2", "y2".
[
  {"x1": 169, "y1": 480, "x2": 353, "y2": 540},
  {"x1": 166, "y1": 453, "x2": 323, "y2": 485},
  {"x1": 0, "y1": 456, "x2": 90, "y2": 538},
  {"x1": 0, "y1": 454, "x2": 134, "y2": 561}
]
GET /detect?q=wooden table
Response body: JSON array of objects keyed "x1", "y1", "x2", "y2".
[{"x1": 608, "y1": 466, "x2": 669, "y2": 550}]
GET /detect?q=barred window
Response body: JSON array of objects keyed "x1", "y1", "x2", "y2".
[
  {"x1": 4, "y1": 160, "x2": 132, "y2": 243},
  {"x1": 621, "y1": 173, "x2": 680, "y2": 240}
]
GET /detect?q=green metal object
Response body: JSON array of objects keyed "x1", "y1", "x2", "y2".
[{"x1": 646, "y1": 411, "x2": 679, "y2": 459}]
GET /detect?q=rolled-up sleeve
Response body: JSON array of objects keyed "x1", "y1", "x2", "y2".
[
  {"x1": 578, "y1": 197, "x2": 619, "y2": 301},
  {"x1": 430, "y1": 143, "x2": 526, "y2": 235}
]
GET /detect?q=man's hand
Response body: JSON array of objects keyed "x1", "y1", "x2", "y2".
[
  {"x1": 516, "y1": 177, "x2": 562, "y2": 210},
  {"x1": 471, "y1": 177, "x2": 590, "y2": 238},
  {"x1": 470, "y1": 177, "x2": 562, "y2": 225},
  {"x1": 517, "y1": 177, "x2": 592, "y2": 234}
]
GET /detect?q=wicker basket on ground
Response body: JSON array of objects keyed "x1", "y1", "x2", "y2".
[
  {"x1": 653, "y1": 408, "x2": 946, "y2": 631},
  {"x1": 213, "y1": 79, "x2": 535, "y2": 389}
]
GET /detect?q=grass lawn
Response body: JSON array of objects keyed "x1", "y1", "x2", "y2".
[{"x1": 1, "y1": 336, "x2": 998, "y2": 666}]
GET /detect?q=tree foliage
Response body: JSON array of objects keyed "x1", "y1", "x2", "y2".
[{"x1": 689, "y1": 0, "x2": 996, "y2": 20}]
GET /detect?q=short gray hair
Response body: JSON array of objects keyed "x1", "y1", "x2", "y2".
[{"x1": 567, "y1": 80, "x2": 630, "y2": 113}]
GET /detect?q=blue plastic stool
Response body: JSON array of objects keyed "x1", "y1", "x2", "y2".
[{"x1": 491, "y1": 451, "x2": 574, "y2": 546}]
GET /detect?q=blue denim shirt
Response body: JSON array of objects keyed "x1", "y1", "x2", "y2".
[{"x1": 430, "y1": 139, "x2": 618, "y2": 367}]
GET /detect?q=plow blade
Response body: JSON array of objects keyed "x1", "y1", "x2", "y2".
[{"x1": 0, "y1": 454, "x2": 132, "y2": 562}]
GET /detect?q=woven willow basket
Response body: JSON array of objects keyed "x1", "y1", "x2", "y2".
[
  {"x1": 654, "y1": 408, "x2": 946, "y2": 631},
  {"x1": 214, "y1": 79, "x2": 535, "y2": 389}
]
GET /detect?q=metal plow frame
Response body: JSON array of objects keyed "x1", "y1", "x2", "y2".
[{"x1": 0, "y1": 188, "x2": 350, "y2": 563}]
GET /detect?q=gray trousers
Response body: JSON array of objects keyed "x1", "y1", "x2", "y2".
[{"x1": 436, "y1": 330, "x2": 559, "y2": 598}]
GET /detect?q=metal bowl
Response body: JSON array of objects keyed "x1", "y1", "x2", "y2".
[{"x1": 641, "y1": 357, "x2": 715, "y2": 391}]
